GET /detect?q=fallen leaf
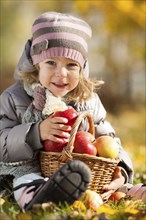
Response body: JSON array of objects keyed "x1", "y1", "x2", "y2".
[
  {"x1": 0, "y1": 197, "x2": 5, "y2": 205},
  {"x1": 17, "y1": 212, "x2": 32, "y2": 220}
]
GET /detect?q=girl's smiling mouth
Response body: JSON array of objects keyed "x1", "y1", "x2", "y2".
[{"x1": 51, "y1": 82, "x2": 68, "y2": 88}]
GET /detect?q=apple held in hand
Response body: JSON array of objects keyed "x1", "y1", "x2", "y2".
[
  {"x1": 93, "y1": 135, "x2": 119, "y2": 159},
  {"x1": 52, "y1": 107, "x2": 78, "y2": 127},
  {"x1": 73, "y1": 131, "x2": 97, "y2": 156},
  {"x1": 43, "y1": 108, "x2": 78, "y2": 152}
]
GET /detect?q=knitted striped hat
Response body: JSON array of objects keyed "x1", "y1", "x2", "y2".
[{"x1": 30, "y1": 12, "x2": 92, "y2": 69}]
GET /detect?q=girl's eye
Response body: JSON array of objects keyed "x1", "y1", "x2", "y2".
[
  {"x1": 46, "y1": 60, "x2": 56, "y2": 66},
  {"x1": 67, "y1": 63, "x2": 79, "y2": 68}
]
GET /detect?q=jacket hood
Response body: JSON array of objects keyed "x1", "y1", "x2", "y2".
[{"x1": 14, "y1": 39, "x2": 36, "y2": 80}]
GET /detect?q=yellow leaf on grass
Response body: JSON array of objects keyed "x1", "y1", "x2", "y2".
[
  {"x1": 98, "y1": 205, "x2": 118, "y2": 215},
  {"x1": 72, "y1": 200, "x2": 86, "y2": 212},
  {"x1": 17, "y1": 212, "x2": 32, "y2": 220},
  {"x1": 98, "y1": 205, "x2": 139, "y2": 218},
  {"x1": 124, "y1": 208, "x2": 139, "y2": 214},
  {"x1": 0, "y1": 197, "x2": 5, "y2": 205}
]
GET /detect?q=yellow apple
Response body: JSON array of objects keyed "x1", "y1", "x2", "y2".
[
  {"x1": 93, "y1": 135, "x2": 119, "y2": 159},
  {"x1": 80, "y1": 189, "x2": 103, "y2": 211}
]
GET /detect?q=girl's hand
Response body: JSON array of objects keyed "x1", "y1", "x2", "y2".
[
  {"x1": 101, "y1": 167, "x2": 125, "y2": 200},
  {"x1": 39, "y1": 116, "x2": 71, "y2": 142}
]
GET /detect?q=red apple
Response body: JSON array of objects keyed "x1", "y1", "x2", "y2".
[
  {"x1": 108, "y1": 191, "x2": 126, "y2": 201},
  {"x1": 43, "y1": 108, "x2": 78, "y2": 152},
  {"x1": 52, "y1": 107, "x2": 78, "y2": 127},
  {"x1": 43, "y1": 138, "x2": 68, "y2": 152},
  {"x1": 93, "y1": 135, "x2": 119, "y2": 159},
  {"x1": 73, "y1": 131, "x2": 97, "y2": 156}
]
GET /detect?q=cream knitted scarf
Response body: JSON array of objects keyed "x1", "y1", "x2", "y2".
[{"x1": 23, "y1": 82, "x2": 68, "y2": 123}]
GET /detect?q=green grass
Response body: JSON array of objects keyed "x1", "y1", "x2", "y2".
[{"x1": 0, "y1": 195, "x2": 146, "y2": 220}]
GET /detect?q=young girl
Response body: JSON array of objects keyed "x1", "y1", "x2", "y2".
[{"x1": 0, "y1": 11, "x2": 134, "y2": 210}]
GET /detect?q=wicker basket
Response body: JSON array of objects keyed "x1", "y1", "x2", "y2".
[{"x1": 40, "y1": 111, "x2": 119, "y2": 194}]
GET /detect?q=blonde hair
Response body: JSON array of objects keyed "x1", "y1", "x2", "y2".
[
  {"x1": 17, "y1": 69, "x2": 39, "y2": 84},
  {"x1": 64, "y1": 70, "x2": 104, "y2": 103},
  {"x1": 17, "y1": 69, "x2": 104, "y2": 103}
]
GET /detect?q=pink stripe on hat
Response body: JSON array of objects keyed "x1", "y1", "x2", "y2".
[
  {"x1": 32, "y1": 21, "x2": 91, "y2": 37},
  {"x1": 32, "y1": 47, "x2": 85, "y2": 67},
  {"x1": 32, "y1": 32, "x2": 88, "y2": 51}
]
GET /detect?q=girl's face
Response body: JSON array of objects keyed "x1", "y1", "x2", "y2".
[{"x1": 38, "y1": 57, "x2": 80, "y2": 97}]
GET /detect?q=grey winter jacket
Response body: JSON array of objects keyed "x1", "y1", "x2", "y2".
[
  {"x1": 0, "y1": 81, "x2": 134, "y2": 183},
  {"x1": 0, "y1": 39, "x2": 134, "y2": 183}
]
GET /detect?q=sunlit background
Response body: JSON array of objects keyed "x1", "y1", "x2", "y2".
[{"x1": 0, "y1": 0, "x2": 145, "y2": 175}]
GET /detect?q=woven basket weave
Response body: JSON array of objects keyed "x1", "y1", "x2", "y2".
[{"x1": 40, "y1": 111, "x2": 119, "y2": 194}]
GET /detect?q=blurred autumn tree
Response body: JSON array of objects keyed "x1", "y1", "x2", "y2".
[
  {"x1": 0, "y1": 0, "x2": 145, "y2": 112},
  {"x1": 75, "y1": 0, "x2": 145, "y2": 111}
]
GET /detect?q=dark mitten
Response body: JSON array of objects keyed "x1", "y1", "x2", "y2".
[{"x1": 33, "y1": 86, "x2": 46, "y2": 112}]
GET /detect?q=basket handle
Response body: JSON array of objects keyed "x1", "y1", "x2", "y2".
[{"x1": 59, "y1": 111, "x2": 95, "y2": 162}]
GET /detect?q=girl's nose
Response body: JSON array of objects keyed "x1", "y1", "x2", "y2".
[{"x1": 55, "y1": 66, "x2": 67, "y2": 77}]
